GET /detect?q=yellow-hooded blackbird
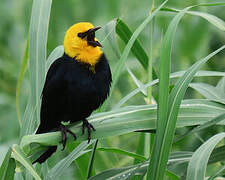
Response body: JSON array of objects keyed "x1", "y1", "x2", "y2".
[{"x1": 34, "y1": 22, "x2": 112, "y2": 164}]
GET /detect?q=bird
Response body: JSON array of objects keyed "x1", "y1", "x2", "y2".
[{"x1": 33, "y1": 22, "x2": 112, "y2": 164}]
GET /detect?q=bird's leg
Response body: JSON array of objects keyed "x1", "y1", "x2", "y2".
[
  {"x1": 82, "y1": 119, "x2": 96, "y2": 143},
  {"x1": 60, "y1": 124, "x2": 77, "y2": 150}
]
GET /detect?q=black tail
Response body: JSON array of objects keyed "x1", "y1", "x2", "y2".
[
  {"x1": 33, "y1": 125, "x2": 57, "y2": 164},
  {"x1": 33, "y1": 146, "x2": 57, "y2": 164}
]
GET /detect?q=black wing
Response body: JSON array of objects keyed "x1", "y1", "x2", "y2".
[{"x1": 37, "y1": 58, "x2": 67, "y2": 133}]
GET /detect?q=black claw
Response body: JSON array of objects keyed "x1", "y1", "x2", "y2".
[
  {"x1": 60, "y1": 125, "x2": 76, "y2": 151},
  {"x1": 82, "y1": 120, "x2": 95, "y2": 143}
]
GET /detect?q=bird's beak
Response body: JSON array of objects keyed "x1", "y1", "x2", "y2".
[
  {"x1": 88, "y1": 40, "x2": 102, "y2": 47},
  {"x1": 88, "y1": 26, "x2": 101, "y2": 33},
  {"x1": 78, "y1": 26, "x2": 103, "y2": 47},
  {"x1": 87, "y1": 27, "x2": 102, "y2": 47}
]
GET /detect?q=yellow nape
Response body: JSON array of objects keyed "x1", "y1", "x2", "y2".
[{"x1": 64, "y1": 22, "x2": 103, "y2": 66}]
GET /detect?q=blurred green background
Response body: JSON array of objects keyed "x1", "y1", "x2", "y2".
[{"x1": 0, "y1": 0, "x2": 225, "y2": 178}]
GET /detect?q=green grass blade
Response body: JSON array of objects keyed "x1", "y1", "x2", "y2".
[
  {"x1": 16, "y1": 38, "x2": 29, "y2": 127},
  {"x1": 11, "y1": 145, "x2": 41, "y2": 180},
  {"x1": 161, "y1": 3, "x2": 225, "y2": 32},
  {"x1": 0, "y1": 148, "x2": 16, "y2": 180},
  {"x1": 89, "y1": 161, "x2": 178, "y2": 180},
  {"x1": 126, "y1": 65, "x2": 147, "y2": 96},
  {"x1": 209, "y1": 145, "x2": 225, "y2": 164},
  {"x1": 28, "y1": 0, "x2": 52, "y2": 134},
  {"x1": 97, "y1": 147, "x2": 147, "y2": 161},
  {"x1": 89, "y1": 162, "x2": 149, "y2": 180},
  {"x1": 149, "y1": 44, "x2": 225, "y2": 179},
  {"x1": 114, "y1": 70, "x2": 225, "y2": 108},
  {"x1": 116, "y1": 19, "x2": 149, "y2": 70},
  {"x1": 186, "y1": 132, "x2": 225, "y2": 180},
  {"x1": 147, "y1": 6, "x2": 191, "y2": 180},
  {"x1": 110, "y1": 0, "x2": 167, "y2": 94},
  {"x1": 134, "y1": 133, "x2": 146, "y2": 165},
  {"x1": 189, "y1": 82, "x2": 225, "y2": 104},
  {"x1": 87, "y1": 140, "x2": 98, "y2": 179},
  {"x1": 208, "y1": 165, "x2": 225, "y2": 180},
  {"x1": 165, "y1": 170, "x2": 179, "y2": 180},
  {"x1": 45, "y1": 141, "x2": 94, "y2": 180},
  {"x1": 20, "y1": 100, "x2": 225, "y2": 151},
  {"x1": 20, "y1": 98, "x2": 36, "y2": 138},
  {"x1": 174, "y1": 113, "x2": 225, "y2": 143},
  {"x1": 216, "y1": 76, "x2": 225, "y2": 93},
  {"x1": 45, "y1": 45, "x2": 64, "y2": 73}
]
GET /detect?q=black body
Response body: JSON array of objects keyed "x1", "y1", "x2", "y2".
[{"x1": 35, "y1": 53, "x2": 111, "y2": 163}]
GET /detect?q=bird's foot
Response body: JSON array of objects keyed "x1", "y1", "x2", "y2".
[
  {"x1": 82, "y1": 119, "x2": 96, "y2": 143},
  {"x1": 60, "y1": 124, "x2": 76, "y2": 151}
]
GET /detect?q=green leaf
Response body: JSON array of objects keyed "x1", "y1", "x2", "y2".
[
  {"x1": 126, "y1": 66, "x2": 147, "y2": 96},
  {"x1": 20, "y1": 98, "x2": 36, "y2": 138},
  {"x1": 208, "y1": 165, "x2": 225, "y2": 180},
  {"x1": 147, "y1": 6, "x2": 191, "y2": 180},
  {"x1": 89, "y1": 162, "x2": 149, "y2": 180},
  {"x1": 45, "y1": 141, "x2": 94, "y2": 180},
  {"x1": 20, "y1": 99, "x2": 225, "y2": 151},
  {"x1": 189, "y1": 82, "x2": 225, "y2": 104},
  {"x1": 148, "y1": 2, "x2": 225, "y2": 177},
  {"x1": 0, "y1": 148, "x2": 16, "y2": 180},
  {"x1": 97, "y1": 147, "x2": 146, "y2": 161},
  {"x1": 11, "y1": 144, "x2": 41, "y2": 180},
  {"x1": 28, "y1": 0, "x2": 52, "y2": 135},
  {"x1": 116, "y1": 18, "x2": 148, "y2": 69},
  {"x1": 89, "y1": 160, "x2": 179, "y2": 180},
  {"x1": 134, "y1": 133, "x2": 146, "y2": 165},
  {"x1": 209, "y1": 145, "x2": 225, "y2": 164},
  {"x1": 87, "y1": 140, "x2": 98, "y2": 179},
  {"x1": 116, "y1": 18, "x2": 158, "y2": 78},
  {"x1": 45, "y1": 45, "x2": 64, "y2": 73},
  {"x1": 16, "y1": 38, "x2": 29, "y2": 127},
  {"x1": 114, "y1": 70, "x2": 225, "y2": 108},
  {"x1": 186, "y1": 133, "x2": 225, "y2": 180},
  {"x1": 165, "y1": 170, "x2": 180, "y2": 180},
  {"x1": 216, "y1": 76, "x2": 225, "y2": 93},
  {"x1": 110, "y1": 0, "x2": 168, "y2": 94},
  {"x1": 174, "y1": 113, "x2": 225, "y2": 143},
  {"x1": 161, "y1": 3, "x2": 225, "y2": 32},
  {"x1": 150, "y1": 45, "x2": 225, "y2": 179}
]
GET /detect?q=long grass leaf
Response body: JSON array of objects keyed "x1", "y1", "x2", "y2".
[
  {"x1": 189, "y1": 82, "x2": 225, "y2": 104},
  {"x1": 11, "y1": 145, "x2": 41, "y2": 180},
  {"x1": 97, "y1": 147, "x2": 147, "y2": 161},
  {"x1": 28, "y1": 0, "x2": 52, "y2": 134},
  {"x1": 174, "y1": 113, "x2": 225, "y2": 143},
  {"x1": 147, "y1": 7, "x2": 191, "y2": 179},
  {"x1": 20, "y1": 100, "x2": 225, "y2": 151},
  {"x1": 0, "y1": 148, "x2": 15, "y2": 180},
  {"x1": 149, "y1": 44, "x2": 225, "y2": 179},
  {"x1": 45, "y1": 45, "x2": 64, "y2": 73},
  {"x1": 114, "y1": 70, "x2": 225, "y2": 108},
  {"x1": 45, "y1": 141, "x2": 93, "y2": 180},
  {"x1": 16, "y1": 38, "x2": 29, "y2": 127},
  {"x1": 87, "y1": 140, "x2": 98, "y2": 179},
  {"x1": 110, "y1": 1, "x2": 167, "y2": 94},
  {"x1": 161, "y1": 3, "x2": 225, "y2": 32},
  {"x1": 186, "y1": 133, "x2": 225, "y2": 180}
]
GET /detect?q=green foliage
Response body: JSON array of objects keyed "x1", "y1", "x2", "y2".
[{"x1": 1, "y1": 0, "x2": 225, "y2": 179}]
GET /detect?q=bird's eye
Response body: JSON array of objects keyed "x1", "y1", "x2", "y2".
[{"x1": 77, "y1": 32, "x2": 87, "y2": 39}]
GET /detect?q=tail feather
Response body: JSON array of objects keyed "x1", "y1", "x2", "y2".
[
  {"x1": 33, "y1": 146, "x2": 57, "y2": 164},
  {"x1": 33, "y1": 125, "x2": 57, "y2": 164}
]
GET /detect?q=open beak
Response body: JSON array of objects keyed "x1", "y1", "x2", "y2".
[
  {"x1": 78, "y1": 26, "x2": 103, "y2": 47},
  {"x1": 87, "y1": 27, "x2": 102, "y2": 47},
  {"x1": 89, "y1": 26, "x2": 101, "y2": 33}
]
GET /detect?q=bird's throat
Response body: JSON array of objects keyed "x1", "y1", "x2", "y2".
[{"x1": 75, "y1": 46, "x2": 102, "y2": 66}]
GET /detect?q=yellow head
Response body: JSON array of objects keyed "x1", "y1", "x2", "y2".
[{"x1": 64, "y1": 22, "x2": 103, "y2": 66}]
